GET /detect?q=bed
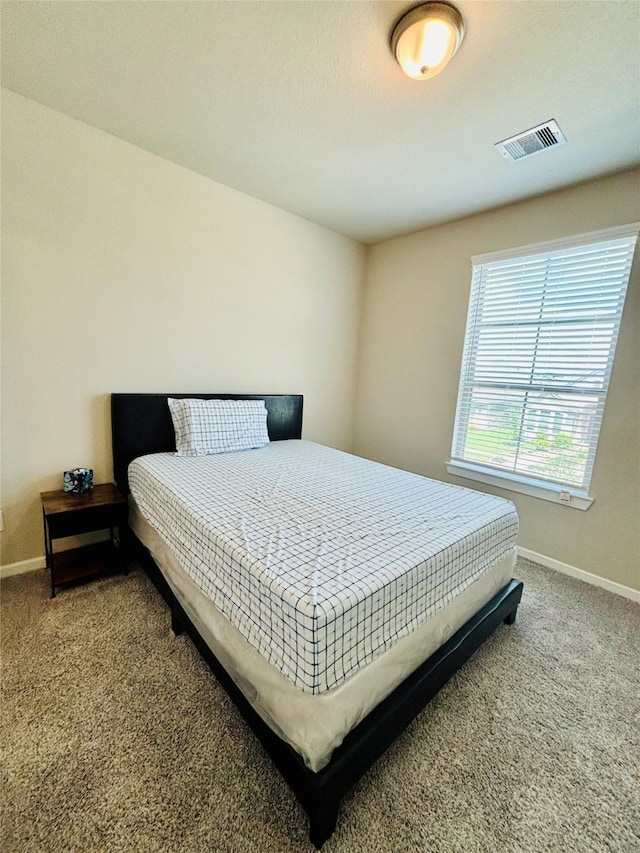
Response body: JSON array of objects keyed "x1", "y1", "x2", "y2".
[{"x1": 111, "y1": 393, "x2": 523, "y2": 847}]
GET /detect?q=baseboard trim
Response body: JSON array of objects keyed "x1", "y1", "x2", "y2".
[
  {"x1": 0, "y1": 556, "x2": 46, "y2": 580},
  {"x1": 517, "y1": 546, "x2": 640, "y2": 603}
]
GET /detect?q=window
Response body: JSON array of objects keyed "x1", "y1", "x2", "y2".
[{"x1": 447, "y1": 224, "x2": 638, "y2": 509}]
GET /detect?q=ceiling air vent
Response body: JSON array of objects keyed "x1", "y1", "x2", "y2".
[{"x1": 495, "y1": 120, "x2": 567, "y2": 163}]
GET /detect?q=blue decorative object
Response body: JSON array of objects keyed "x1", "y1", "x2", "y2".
[{"x1": 63, "y1": 468, "x2": 94, "y2": 494}]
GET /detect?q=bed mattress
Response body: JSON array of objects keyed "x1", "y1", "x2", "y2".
[
  {"x1": 131, "y1": 502, "x2": 514, "y2": 771},
  {"x1": 129, "y1": 440, "x2": 519, "y2": 696}
]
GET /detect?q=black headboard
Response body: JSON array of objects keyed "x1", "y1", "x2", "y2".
[{"x1": 111, "y1": 393, "x2": 303, "y2": 493}]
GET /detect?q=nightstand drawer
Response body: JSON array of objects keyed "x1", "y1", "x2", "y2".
[{"x1": 46, "y1": 504, "x2": 127, "y2": 538}]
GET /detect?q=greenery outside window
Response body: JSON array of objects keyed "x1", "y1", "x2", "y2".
[{"x1": 447, "y1": 224, "x2": 638, "y2": 509}]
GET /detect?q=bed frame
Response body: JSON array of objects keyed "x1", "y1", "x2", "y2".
[{"x1": 111, "y1": 392, "x2": 523, "y2": 848}]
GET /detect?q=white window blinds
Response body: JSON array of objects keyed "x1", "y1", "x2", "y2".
[{"x1": 451, "y1": 226, "x2": 637, "y2": 495}]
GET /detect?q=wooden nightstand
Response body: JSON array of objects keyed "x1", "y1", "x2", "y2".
[{"x1": 40, "y1": 483, "x2": 128, "y2": 597}]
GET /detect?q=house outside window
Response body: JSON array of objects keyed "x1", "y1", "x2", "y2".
[{"x1": 447, "y1": 224, "x2": 638, "y2": 510}]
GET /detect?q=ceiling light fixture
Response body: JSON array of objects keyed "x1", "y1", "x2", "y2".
[{"x1": 391, "y1": 2, "x2": 465, "y2": 81}]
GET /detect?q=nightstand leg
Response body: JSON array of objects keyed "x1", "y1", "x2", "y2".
[
  {"x1": 121, "y1": 525, "x2": 130, "y2": 575},
  {"x1": 113, "y1": 524, "x2": 129, "y2": 575},
  {"x1": 43, "y1": 509, "x2": 55, "y2": 598}
]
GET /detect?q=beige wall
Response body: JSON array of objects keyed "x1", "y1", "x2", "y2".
[
  {"x1": 0, "y1": 91, "x2": 365, "y2": 566},
  {"x1": 355, "y1": 170, "x2": 640, "y2": 591},
  {"x1": 3, "y1": 90, "x2": 638, "y2": 593}
]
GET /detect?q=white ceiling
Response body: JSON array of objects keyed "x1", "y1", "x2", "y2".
[{"x1": 2, "y1": 1, "x2": 639, "y2": 244}]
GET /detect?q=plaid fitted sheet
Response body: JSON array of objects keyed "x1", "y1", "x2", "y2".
[{"x1": 129, "y1": 441, "x2": 518, "y2": 694}]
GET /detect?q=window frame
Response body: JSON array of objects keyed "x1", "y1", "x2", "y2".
[{"x1": 446, "y1": 223, "x2": 639, "y2": 510}]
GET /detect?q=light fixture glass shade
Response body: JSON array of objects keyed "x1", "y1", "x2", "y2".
[{"x1": 391, "y1": 2, "x2": 465, "y2": 80}]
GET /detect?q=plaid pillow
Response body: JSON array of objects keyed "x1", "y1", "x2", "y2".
[{"x1": 168, "y1": 398, "x2": 269, "y2": 456}]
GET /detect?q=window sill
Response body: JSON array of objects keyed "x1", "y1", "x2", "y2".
[{"x1": 444, "y1": 460, "x2": 594, "y2": 510}]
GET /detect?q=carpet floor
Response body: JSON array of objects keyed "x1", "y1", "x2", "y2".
[{"x1": 1, "y1": 558, "x2": 638, "y2": 853}]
